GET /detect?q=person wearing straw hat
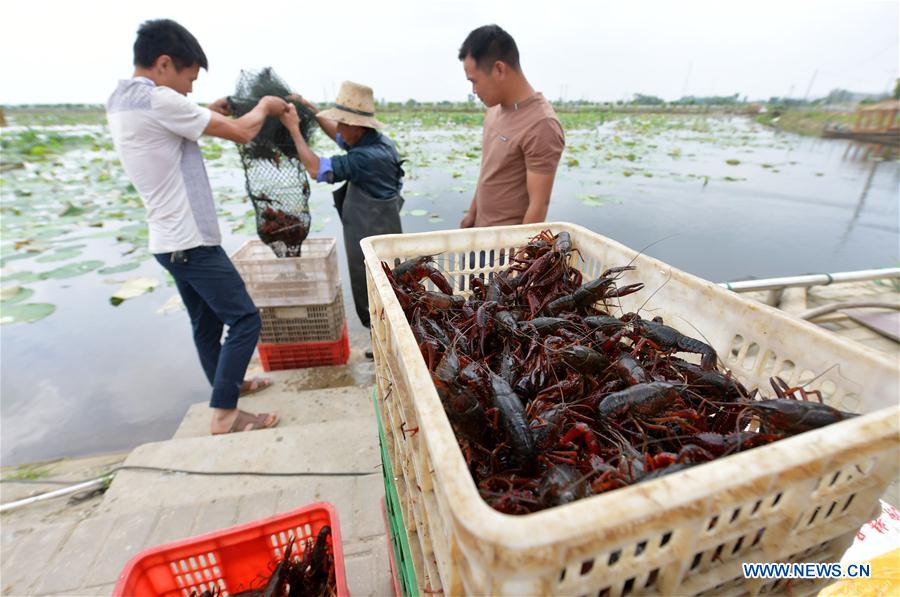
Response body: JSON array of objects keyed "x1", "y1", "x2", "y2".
[{"x1": 280, "y1": 81, "x2": 404, "y2": 349}]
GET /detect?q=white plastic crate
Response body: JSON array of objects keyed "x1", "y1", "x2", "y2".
[
  {"x1": 232, "y1": 238, "x2": 339, "y2": 307},
  {"x1": 361, "y1": 222, "x2": 900, "y2": 597}
]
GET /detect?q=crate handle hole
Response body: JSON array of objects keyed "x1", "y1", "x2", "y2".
[
  {"x1": 841, "y1": 494, "x2": 856, "y2": 513},
  {"x1": 751, "y1": 528, "x2": 766, "y2": 548},
  {"x1": 580, "y1": 558, "x2": 595, "y2": 575},
  {"x1": 635, "y1": 540, "x2": 647, "y2": 557},
  {"x1": 728, "y1": 335, "x2": 745, "y2": 363},
  {"x1": 777, "y1": 360, "x2": 796, "y2": 382},
  {"x1": 690, "y1": 551, "x2": 703, "y2": 570},
  {"x1": 742, "y1": 343, "x2": 761, "y2": 370}
]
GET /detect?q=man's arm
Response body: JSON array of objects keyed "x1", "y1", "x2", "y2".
[
  {"x1": 521, "y1": 170, "x2": 556, "y2": 224},
  {"x1": 316, "y1": 114, "x2": 339, "y2": 142},
  {"x1": 520, "y1": 117, "x2": 565, "y2": 225},
  {"x1": 460, "y1": 197, "x2": 477, "y2": 228},
  {"x1": 203, "y1": 96, "x2": 287, "y2": 144},
  {"x1": 281, "y1": 105, "x2": 323, "y2": 178},
  {"x1": 287, "y1": 95, "x2": 339, "y2": 142},
  {"x1": 207, "y1": 97, "x2": 231, "y2": 116}
]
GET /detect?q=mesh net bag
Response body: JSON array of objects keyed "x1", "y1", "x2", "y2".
[
  {"x1": 227, "y1": 68, "x2": 318, "y2": 257},
  {"x1": 227, "y1": 67, "x2": 318, "y2": 161}
]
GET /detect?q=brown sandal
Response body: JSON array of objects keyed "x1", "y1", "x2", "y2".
[
  {"x1": 215, "y1": 410, "x2": 279, "y2": 434},
  {"x1": 239, "y1": 377, "x2": 274, "y2": 397}
]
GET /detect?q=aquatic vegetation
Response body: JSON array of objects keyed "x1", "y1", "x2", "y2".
[
  {"x1": 576, "y1": 193, "x2": 607, "y2": 207},
  {"x1": 0, "y1": 285, "x2": 33, "y2": 304},
  {"x1": 0, "y1": 107, "x2": 882, "y2": 332},
  {"x1": 40, "y1": 260, "x2": 105, "y2": 279},
  {"x1": 4, "y1": 464, "x2": 52, "y2": 479},
  {"x1": 110, "y1": 277, "x2": 160, "y2": 306},
  {"x1": 98, "y1": 262, "x2": 142, "y2": 275},
  {"x1": 35, "y1": 248, "x2": 83, "y2": 263},
  {"x1": 156, "y1": 294, "x2": 184, "y2": 315},
  {"x1": 0, "y1": 302, "x2": 56, "y2": 324}
]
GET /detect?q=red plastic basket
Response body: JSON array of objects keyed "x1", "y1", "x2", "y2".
[
  {"x1": 113, "y1": 502, "x2": 348, "y2": 597},
  {"x1": 257, "y1": 322, "x2": 350, "y2": 371}
]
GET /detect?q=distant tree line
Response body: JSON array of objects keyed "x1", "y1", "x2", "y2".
[
  {"x1": 624, "y1": 86, "x2": 895, "y2": 108},
  {"x1": 6, "y1": 82, "x2": 898, "y2": 112}
]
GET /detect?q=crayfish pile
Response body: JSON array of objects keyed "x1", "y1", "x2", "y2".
[
  {"x1": 381, "y1": 230, "x2": 859, "y2": 515},
  {"x1": 256, "y1": 199, "x2": 311, "y2": 258},
  {"x1": 191, "y1": 526, "x2": 336, "y2": 597}
]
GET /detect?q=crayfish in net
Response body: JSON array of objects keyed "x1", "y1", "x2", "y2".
[
  {"x1": 190, "y1": 526, "x2": 337, "y2": 597},
  {"x1": 228, "y1": 68, "x2": 315, "y2": 259},
  {"x1": 381, "y1": 230, "x2": 859, "y2": 515},
  {"x1": 255, "y1": 199, "x2": 311, "y2": 258}
]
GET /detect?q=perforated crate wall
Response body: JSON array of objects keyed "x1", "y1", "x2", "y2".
[
  {"x1": 232, "y1": 238, "x2": 340, "y2": 307},
  {"x1": 362, "y1": 222, "x2": 899, "y2": 596},
  {"x1": 113, "y1": 502, "x2": 348, "y2": 597},
  {"x1": 259, "y1": 291, "x2": 345, "y2": 343},
  {"x1": 257, "y1": 323, "x2": 350, "y2": 371}
]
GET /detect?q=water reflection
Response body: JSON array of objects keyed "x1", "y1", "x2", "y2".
[{"x1": 2, "y1": 117, "x2": 898, "y2": 465}]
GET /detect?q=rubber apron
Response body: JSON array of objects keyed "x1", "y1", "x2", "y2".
[{"x1": 334, "y1": 181, "x2": 403, "y2": 327}]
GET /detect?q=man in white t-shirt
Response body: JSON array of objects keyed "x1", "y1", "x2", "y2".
[{"x1": 107, "y1": 19, "x2": 287, "y2": 434}]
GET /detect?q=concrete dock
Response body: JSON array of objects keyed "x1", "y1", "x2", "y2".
[{"x1": 1, "y1": 338, "x2": 394, "y2": 596}]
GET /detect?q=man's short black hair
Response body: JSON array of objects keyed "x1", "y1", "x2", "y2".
[
  {"x1": 458, "y1": 24, "x2": 520, "y2": 71},
  {"x1": 133, "y1": 19, "x2": 208, "y2": 71}
]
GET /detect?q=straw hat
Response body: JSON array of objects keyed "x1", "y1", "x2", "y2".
[{"x1": 316, "y1": 81, "x2": 384, "y2": 129}]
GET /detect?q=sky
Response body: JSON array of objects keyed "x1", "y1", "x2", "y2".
[{"x1": 1, "y1": 0, "x2": 897, "y2": 105}]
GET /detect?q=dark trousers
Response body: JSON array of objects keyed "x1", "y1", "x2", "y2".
[{"x1": 154, "y1": 246, "x2": 261, "y2": 410}]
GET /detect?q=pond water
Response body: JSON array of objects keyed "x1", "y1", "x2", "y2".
[{"x1": 1, "y1": 114, "x2": 897, "y2": 465}]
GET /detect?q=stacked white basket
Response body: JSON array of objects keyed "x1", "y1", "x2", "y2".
[{"x1": 232, "y1": 239, "x2": 345, "y2": 343}]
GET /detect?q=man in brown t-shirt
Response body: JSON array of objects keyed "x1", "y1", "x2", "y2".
[{"x1": 458, "y1": 25, "x2": 565, "y2": 228}]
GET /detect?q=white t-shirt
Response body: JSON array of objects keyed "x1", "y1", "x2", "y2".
[{"x1": 106, "y1": 77, "x2": 220, "y2": 253}]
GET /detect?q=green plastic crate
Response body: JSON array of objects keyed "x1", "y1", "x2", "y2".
[{"x1": 373, "y1": 390, "x2": 418, "y2": 597}]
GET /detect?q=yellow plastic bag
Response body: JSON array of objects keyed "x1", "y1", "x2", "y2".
[{"x1": 820, "y1": 548, "x2": 900, "y2": 597}]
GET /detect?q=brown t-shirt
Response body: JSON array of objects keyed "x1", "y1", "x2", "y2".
[{"x1": 473, "y1": 93, "x2": 565, "y2": 227}]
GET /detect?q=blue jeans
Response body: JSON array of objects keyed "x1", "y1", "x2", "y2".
[{"x1": 154, "y1": 246, "x2": 261, "y2": 410}]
